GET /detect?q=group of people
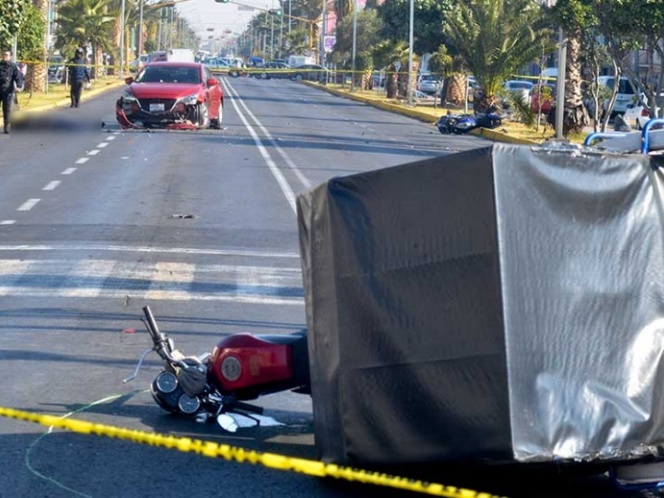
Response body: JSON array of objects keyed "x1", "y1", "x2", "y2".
[{"x1": 0, "y1": 47, "x2": 90, "y2": 134}]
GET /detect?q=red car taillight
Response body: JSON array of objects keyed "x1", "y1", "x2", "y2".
[{"x1": 641, "y1": 108, "x2": 649, "y2": 117}]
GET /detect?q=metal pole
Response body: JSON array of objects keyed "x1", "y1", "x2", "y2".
[
  {"x1": 45, "y1": 0, "x2": 51, "y2": 93},
  {"x1": 288, "y1": 0, "x2": 291, "y2": 35},
  {"x1": 407, "y1": 0, "x2": 413, "y2": 105},
  {"x1": 279, "y1": 4, "x2": 283, "y2": 58},
  {"x1": 120, "y1": 0, "x2": 126, "y2": 77},
  {"x1": 270, "y1": 15, "x2": 274, "y2": 58},
  {"x1": 555, "y1": 27, "x2": 566, "y2": 139},
  {"x1": 138, "y1": 0, "x2": 144, "y2": 61},
  {"x1": 350, "y1": 0, "x2": 357, "y2": 92},
  {"x1": 320, "y1": 0, "x2": 325, "y2": 66}
]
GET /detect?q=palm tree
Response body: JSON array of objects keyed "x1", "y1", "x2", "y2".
[
  {"x1": 56, "y1": 0, "x2": 116, "y2": 78},
  {"x1": 32, "y1": 0, "x2": 48, "y2": 92},
  {"x1": 444, "y1": 0, "x2": 553, "y2": 112}
]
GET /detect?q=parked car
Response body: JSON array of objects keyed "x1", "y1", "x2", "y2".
[
  {"x1": 256, "y1": 61, "x2": 291, "y2": 80},
  {"x1": 417, "y1": 73, "x2": 443, "y2": 95},
  {"x1": 129, "y1": 54, "x2": 148, "y2": 73},
  {"x1": 504, "y1": 80, "x2": 535, "y2": 100},
  {"x1": 623, "y1": 92, "x2": 664, "y2": 130},
  {"x1": 291, "y1": 64, "x2": 329, "y2": 83},
  {"x1": 47, "y1": 55, "x2": 65, "y2": 83},
  {"x1": 597, "y1": 76, "x2": 640, "y2": 118},
  {"x1": 115, "y1": 62, "x2": 223, "y2": 130},
  {"x1": 205, "y1": 58, "x2": 230, "y2": 71},
  {"x1": 530, "y1": 83, "x2": 556, "y2": 114}
]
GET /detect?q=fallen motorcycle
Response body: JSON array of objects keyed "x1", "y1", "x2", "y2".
[
  {"x1": 436, "y1": 112, "x2": 502, "y2": 135},
  {"x1": 124, "y1": 306, "x2": 310, "y2": 431}
]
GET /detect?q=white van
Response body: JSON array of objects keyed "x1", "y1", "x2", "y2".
[
  {"x1": 597, "y1": 76, "x2": 638, "y2": 116},
  {"x1": 165, "y1": 48, "x2": 195, "y2": 63}
]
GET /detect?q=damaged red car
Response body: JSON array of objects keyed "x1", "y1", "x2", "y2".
[{"x1": 116, "y1": 62, "x2": 223, "y2": 130}]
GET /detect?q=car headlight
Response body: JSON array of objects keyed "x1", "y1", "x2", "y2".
[
  {"x1": 122, "y1": 91, "x2": 138, "y2": 102},
  {"x1": 177, "y1": 93, "x2": 200, "y2": 106}
]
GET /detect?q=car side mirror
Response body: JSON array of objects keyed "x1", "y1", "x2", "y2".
[
  {"x1": 207, "y1": 78, "x2": 219, "y2": 87},
  {"x1": 124, "y1": 76, "x2": 134, "y2": 84}
]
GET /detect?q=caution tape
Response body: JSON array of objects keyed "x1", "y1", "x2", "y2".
[{"x1": 0, "y1": 405, "x2": 505, "y2": 498}]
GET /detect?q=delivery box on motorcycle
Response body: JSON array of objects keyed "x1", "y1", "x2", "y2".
[{"x1": 296, "y1": 143, "x2": 664, "y2": 467}]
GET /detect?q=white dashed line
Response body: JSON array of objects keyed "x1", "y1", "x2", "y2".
[
  {"x1": 17, "y1": 199, "x2": 40, "y2": 211},
  {"x1": 87, "y1": 150, "x2": 100, "y2": 156},
  {"x1": 42, "y1": 181, "x2": 61, "y2": 191},
  {"x1": 0, "y1": 220, "x2": 16, "y2": 225},
  {"x1": 97, "y1": 142, "x2": 109, "y2": 148},
  {"x1": 106, "y1": 136, "x2": 116, "y2": 141},
  {"x1": 61, "y1": 167, "x2": 76, "y2": 175},
  {"x1": 75, "y1": 158, "x2": 89, "y2": 164}
]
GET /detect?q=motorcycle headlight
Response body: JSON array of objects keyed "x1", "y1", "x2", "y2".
[{"x1": 177, "y1": 93, "x2": 200, "y2": 106}]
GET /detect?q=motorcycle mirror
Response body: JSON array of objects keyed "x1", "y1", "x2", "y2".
[{"x1": 217, "y1": 413, "x2": 239, "y2": 433}]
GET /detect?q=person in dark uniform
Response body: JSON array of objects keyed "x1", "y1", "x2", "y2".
[
  {"x1": 68, "y1": 48, "x2": 91, "y2": 108},
  {"x1": 0, "y1": 49, "x2": 24, "y2": 134}
]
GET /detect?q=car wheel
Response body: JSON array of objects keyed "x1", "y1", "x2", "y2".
[
  {"x1": 295, "y1": 73, "x2": 303, "y2": 82},
  {"x1": 260, "y1": 72, "x2": 269, "y2": 80},
  {"x1": 197, "y1": 103, "x2": 209, "y2": 128}
]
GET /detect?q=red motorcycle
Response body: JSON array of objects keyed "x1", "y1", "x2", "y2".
[{"x1": 124, "y1": 306, "x2": 310, "y2": 431}]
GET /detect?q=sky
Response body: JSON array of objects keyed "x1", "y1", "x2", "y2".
[{"x1": 174, "y1": 0, "x2": 282, "y2": 40}]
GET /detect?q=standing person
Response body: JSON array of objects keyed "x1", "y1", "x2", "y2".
[
  {"x1": 68, "y1": 47, "x2": 91, "y2": 108},
  {"x1": 0, "y1": 49, "x2": 24, "y2": 134}
]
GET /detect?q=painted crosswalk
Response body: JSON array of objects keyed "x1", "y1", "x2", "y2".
[{"x1": 0, "y1": 258, "x2": 304, "y2": 305}]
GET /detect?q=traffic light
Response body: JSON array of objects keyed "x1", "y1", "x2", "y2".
[
  {"x1": 214, "y1": 0, "x2": 230, "y2": 3},
  {"x1": 268, "y1": 8, "x2": 282, "y2": 15}
]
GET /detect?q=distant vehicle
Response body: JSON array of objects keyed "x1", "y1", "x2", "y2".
[
  {"x1": 205, "y1": 58, "x2": 230, "y2": 71},
  {"x1": 115, "y1": 61, "x2": 223, "y2": 130},
  {"x1": 291, "y1": 64, "x2": 328, "y2": 83},
  {"x1": 147, "y1": 51, "x2": 167, "y2": 63},
  {"x1": 287, "y1": 55, "x2": 314, "y2": 68},
  {"x1": 503, "y1": 80, "x2": 534, "y2": 100},
  {"x1": 166, "y1": 48, "x2": 195, "y2": 63},
  {"x1": 47, "y1": 55, "x2": 65, "y2": 83},
  {"x1": 129, "y1": 54, "x2": 149, "y2": 73},
  {"x1": 597, "y1": 75, "x2": 639, "y2": 118},
  {"x1": 623, "y1": 92, "x2": 664, "y2": 130},
  {"x1": 417, "y1": 73, "x2": 443, "y2": 95},
  {"x1": 257, "y1": 61, "x2": 291, "y2": 80}
]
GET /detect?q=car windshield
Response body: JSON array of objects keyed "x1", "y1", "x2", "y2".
[{"x1": 137, "y1": 66, "x2": 200, "y2": 84}]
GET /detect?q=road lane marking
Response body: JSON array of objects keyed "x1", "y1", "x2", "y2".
[
  {"x1": 0, "y1": 243, "x2": 300, "y2": 258},
  {"x1": 221, "y1": 80, "x2": 298, "y2": 213},
  {"x1": 0, "y1": 220, "x2": 16, "y2": 225},
  {"x1": 75, "y1": 158, "x2": 89, "y2": 164},
  {"x1": 97, "y1": 143, "x2": 109, "y2": 148},
  {"x1": 106, "y1": 136, "x2": 116, "y2": 141},
  {"x1": 87, "y1": 150, "x2": 100, "y2": 156},
  {"x1": 61, "y1": 167, "x2": 76, "y2": 175},
  {"x1": 17, "y1": 199, "x2": 40, "y2": 211},
  {"x1": 145, "y1": 261, "x2": 196, "y2": 300},
  {"x1": 42, "y1": 181, "x2": 61, "y2": 191},
  {"x1": 0, "y1": 258, "x2": 303, "y2": 304}
]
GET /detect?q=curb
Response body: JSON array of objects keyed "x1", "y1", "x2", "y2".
[{"x1": 301, "y1": 81, "x2": 538, "y2": 145}]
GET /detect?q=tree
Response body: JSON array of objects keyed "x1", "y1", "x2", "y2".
[
  {"x1": 16, "y1": 1, "x2": 46, "y2": 93},
  {"x1": 444, "y1": 0, "x2": 553, "y2": 113},
  {"x1": 0, "y1": 0, "x2": 29, "y2": 49},
  {"x1": 56, "y1": 0, "x2": 116, "y2": 78},
  {"x1": 377, "y1": 0, "x2": 452, "y2": 56}
]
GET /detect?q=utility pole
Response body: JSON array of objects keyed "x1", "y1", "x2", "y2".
[
  {"x1": 138, "y1": 0, "x2": 144, "y2": 59},
  {"x1": 351, "y1": 0, "x2": 357, "y2": 92},
  {"x1": 120, "y1": 0, "x2": 126, "y2": 77},
  {"x1": 407, "y1": 0, "x2": 414, "y2": 105}
]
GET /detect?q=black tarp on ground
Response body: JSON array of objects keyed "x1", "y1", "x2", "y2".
[{"x1": 297, "y1": 143, "x2": 664, "y2": 465}]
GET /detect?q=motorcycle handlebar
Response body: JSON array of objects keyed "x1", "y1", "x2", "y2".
[{"x1": 142, "y1": 305, "x2": 174, "y2": 362}]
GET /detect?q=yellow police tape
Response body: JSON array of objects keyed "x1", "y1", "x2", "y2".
[{"x1": 0, "y1": 405, "x2": 505, "y2": 498}]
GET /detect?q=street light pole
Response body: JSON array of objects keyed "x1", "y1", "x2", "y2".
[
  {"x1": 120, "y1": 0, "x2": 126, "y2": 77},
  {"x1": 320, "y1": 0, "x2": 326, "y2": 66},
  {"x1": 138, "y1": 0, "x2": 144, "y2": 61},
  {"x1": 350, "y1": 0, "x2": 357, "y2": 92},
  {"x1": 407, "y1": 0, "x2": 414, "y2": 105},
  {"x1": 555, "y1": 27, "x2": 567, "y2": 139}
]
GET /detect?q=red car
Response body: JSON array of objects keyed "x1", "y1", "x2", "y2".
[{"x1": 116, "y1": 62, "x2": 223, "y2": 130}]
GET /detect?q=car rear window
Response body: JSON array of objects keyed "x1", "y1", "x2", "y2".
[{"x1": 604, "y1": 78, "x2": 635, "y2": 95}]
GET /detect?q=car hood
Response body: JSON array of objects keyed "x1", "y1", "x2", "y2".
[{"x1": 128, "y1": 82, "x2": 202, "y2": 99}]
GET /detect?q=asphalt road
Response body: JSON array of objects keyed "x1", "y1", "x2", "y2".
[{"x1": 0, "y1": 76, "x2": 653, "y2": 498}]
